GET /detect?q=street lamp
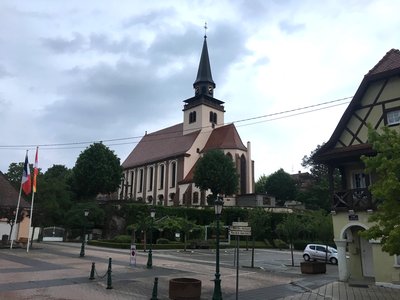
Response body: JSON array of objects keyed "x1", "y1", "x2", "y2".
[
  {"x1": 146, "y1": 207, "x2": 156, "y2": 268},
  {"x1": 79, "y1": 209, "x2": 89, "y2": 257},
  {"x1": 212, "y1": 195, "x2": 224, "y2": 300}
]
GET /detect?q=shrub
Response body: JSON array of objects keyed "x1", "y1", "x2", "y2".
[
  {"x1": 293, "y1": 240, "x2": 309, "y2": 250},
  {"x1": 156, "y1": 238, "x2": 170, "y2": 244},
  {"x1": 264, "y1": 239, "x2": 272, "y2": 248},
  {"x1": 273, "y1": 239, "x2": 289, "y2": 249},
  {"x1": 113, "y1": 235, "x2": 131, "y2": 243}
]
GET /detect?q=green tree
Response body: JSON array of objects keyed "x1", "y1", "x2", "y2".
[
  {"x1": 71, "y1": 143, "x2": 123, "y2": 199},
  {"x1": 360, "y1": 126, "x2": 400, "y2": 255},
  {"x1": 5, "y1": 162, "x2": 35, "y2": 190},
  {"x1": 265, "y1": 169, "x2": 297, "y2": 206},
  {"x1": 35, "y1": 165, "x2": 73, "y2": 226},
  {"x1": 255, "y1": 174, "x2": 268, "y2": 194},
  {"x1": 193, "y1": 150, "x2": 238, "y2": 205},
  {"x1": 247, "y1": 208, "x2": 271, "y2": 267},
  {"x1": 299, "y1": 145, "x2": 341, "y2": 212},
  {"x1": 63, "y1": 202, "x2": 105, "y2": 239},
  {"x1": 276, "y1": 213, "x2": 302, "y2": 266}
]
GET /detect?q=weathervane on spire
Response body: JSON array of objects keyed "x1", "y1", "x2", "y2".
[{"x1": 204, "y1": 22, "x2": 207, "y2": 38}]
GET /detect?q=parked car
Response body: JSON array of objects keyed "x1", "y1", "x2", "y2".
[{"x1": 303, "y1": 244, "x2": 338, "y2": 264}]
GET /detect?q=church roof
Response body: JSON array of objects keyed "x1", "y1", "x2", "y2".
[
  {"x1": 202, "y1": 123, "x2": 247, "y2": 152},
  {"x1": 193, "y1": 37, "x2": 215, "y2": 87},
  {"x1": 0, "y1": 171, "x2": 30, "y2": 208},
  {"x1": 122, "y1": 123, "x2": 200, "y2": 168}
]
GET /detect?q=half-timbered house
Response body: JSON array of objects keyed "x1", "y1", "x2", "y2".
[{"x1": 314, "y1": 49, "x2": 400, "y2": 287}]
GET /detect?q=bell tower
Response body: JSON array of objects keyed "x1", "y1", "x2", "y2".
[{"x1": 182, "y1": 27, "x2": 225, "y2": 135}]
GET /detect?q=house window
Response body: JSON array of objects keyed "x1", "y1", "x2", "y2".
[
  {"x1": 193, "y1": 192, "x2": 199, "y2": 204},
  {"x1": 386, "y1": 109, "x2": 400, "y2": 126},
  {"x1": 170, "y1": 162, "x2": 176, "y2": 188},
  {"x1": 395, "y1": 255, "x2": 400, "y2": 266},
  {"x1": 351, "y1": 171, "x2": 367, "y2": 189},
  {"x1": 138, "y1": 169, "x2": 144, "y2": 193},
  {"x1": 159, "y1": 164, "x2": 165, "y2": 189},
  {"x1": 189, "y1": 111, "x2": 196, "y2": 124},
  {"x1": 148, "y1": 166, "x2": 154, "y2": 191}
]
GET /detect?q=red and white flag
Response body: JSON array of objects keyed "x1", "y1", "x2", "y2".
[
  {"x1": 22, "y1": 152, "x2": 31, "y2": 195},
  {"x1": 33, "y1": 147, "x2": 38, "y2": 193}
]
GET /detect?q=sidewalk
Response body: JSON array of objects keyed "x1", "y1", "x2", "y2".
[
  {"x1": 278, "y1": 280, "x2": 400, "y2": 300},
  {"x1": 1, "y1": 243, "x2": 400, "y2": 299}
]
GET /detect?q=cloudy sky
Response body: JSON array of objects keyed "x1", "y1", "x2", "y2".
[{"x1": 1, "y1": 0, "x2": 400, "y2": 180}]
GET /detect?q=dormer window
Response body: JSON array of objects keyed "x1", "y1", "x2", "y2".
[{"x1": 386, "y1": 108, "x2": 400, "y2": 126}]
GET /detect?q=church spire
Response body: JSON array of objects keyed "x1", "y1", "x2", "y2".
[{"x1": 193, "y1": 23, "x2": 216, "y2": 97}]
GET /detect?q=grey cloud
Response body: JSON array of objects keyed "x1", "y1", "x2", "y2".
[
  {"x1": 42, "y1": 32, "x2": 85, "y2": 53},
  {"x1": 39, "y1": 25, "x2": 251, "y2": 144},
  {"x1": 0, "y1": 64, "x2": 10, "y2": 78},
  {"x1": 122, "y1": 7, "x2": 178, "y2": 29},
  {"x1": 89, "y1": 33, "x2": 145, "y2": 54},
  {"x1": 279, "y1": 20, "x2": 305, "y2": 34}
]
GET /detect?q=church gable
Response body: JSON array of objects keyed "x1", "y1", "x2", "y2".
[{"x1": 202, "y1": 123, "x2": 247, "y2": 152}]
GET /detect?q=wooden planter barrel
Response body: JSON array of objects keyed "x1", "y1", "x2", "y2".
[
  {"x1": 300, "y1": 261, "x2": 326, "y2": 274},
  {"x1": 169, "y1": 278, "x2": 201, "y2": 300}
]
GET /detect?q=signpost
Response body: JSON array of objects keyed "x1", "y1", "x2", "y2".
[{"x1": 230, "y1": 222, "x2": 252, "y2": 300}]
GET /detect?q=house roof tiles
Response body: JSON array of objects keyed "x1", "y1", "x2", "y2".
[
  {"x1": 0, "y1": 171, "x2": 30, "y2": 208},
  {"x1": 367, "y1": 49, "x2": 400, "y2": 76}
]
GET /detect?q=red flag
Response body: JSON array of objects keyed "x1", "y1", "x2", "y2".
[
  {"x1": 33, "y1": 147, "x2": 38, "y2": 193},
  {"x1": 22, "y1": 152, "x2": 31, "y2": 195}
]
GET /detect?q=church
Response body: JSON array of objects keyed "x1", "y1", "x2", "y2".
[{"x1": 119, "y1": 35, "x2": 254, "y2": 207}]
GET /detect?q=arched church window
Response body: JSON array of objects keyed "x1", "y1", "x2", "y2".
[
  {"x1": 209, "y1": 111, "x2": 217, "y2": 124},
  {"x1": 189, "y1": 111, "x2": 197, "y2": 124},
  {"x1": 170, "y1": 162, "x2": 176, "y2": 188}
]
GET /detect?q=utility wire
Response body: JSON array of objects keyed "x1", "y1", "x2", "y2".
[{"x1": 0, "y1": 96, "x2": 351, "y2": 150}]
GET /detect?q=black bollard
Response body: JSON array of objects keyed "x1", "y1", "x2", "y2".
[
  {"x1": 150, "y1": 277, "x2": 159, "y2": 300},
  {"x1": 106, "y1": 257, "x2": 113, "y2": 289},
  {"x1": 89, "y1": 262, "x2": 95, "y2": 280}
]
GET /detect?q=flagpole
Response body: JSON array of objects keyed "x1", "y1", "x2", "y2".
[
  {"x1": 10, "y1": 180, "x2": 23, "y2": 249},
  {"x1": 10, "y1": 150, "x2": 29, "y2": 250},
  {"x1": 26, "y1": 191, "x2": 35, "y2": 253},
  {"x1": 27, "y1": 147, "x2": 38, "y2": 253}
]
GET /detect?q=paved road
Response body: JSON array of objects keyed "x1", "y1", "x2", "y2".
[{"x1": 0, "y1": 242, "x2": 340, "y2": 299}]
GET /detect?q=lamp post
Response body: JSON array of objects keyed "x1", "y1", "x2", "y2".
[
  {"x1": 212, "y1": 195, "x2": 224, "y2": 300},
  {"x1": 146, "y1": 207, "x2": 156, "y2": 268},
  {"x1": 79, "y1": 209, "x2": 89, "y2": 257}
]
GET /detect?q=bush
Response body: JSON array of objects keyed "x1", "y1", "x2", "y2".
[
  {"x1": 156, "y1": 238, "x2": 170, "y2": 244},
  {"x1": 293, "y1": 240, "x2": 309, "y2": 250},
  {"x1": 113, "y1": 235, "x2": 131, "y2": 243},
  {"x1": 264, "y1": 239, "x2": 272, "y2": 248},
  {"x1": 273, "y1": 239, "x2": 289, "y2": 249}
]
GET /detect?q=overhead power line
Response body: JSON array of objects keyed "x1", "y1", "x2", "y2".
[{"x1": 0, "y1": 96, "x2": 352, "y2": 150}]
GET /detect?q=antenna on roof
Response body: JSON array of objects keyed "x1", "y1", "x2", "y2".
[{"x1": 204, "y1": 22, "x2": 207, "y2": 39}]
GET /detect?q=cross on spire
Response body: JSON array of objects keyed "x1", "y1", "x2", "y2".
[{"x1": 204, "y1": 22, "x2": 207, "y2": 38}]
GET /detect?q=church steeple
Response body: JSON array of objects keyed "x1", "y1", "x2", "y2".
[{"x1": 193, "y1": 27, "x2": 216, "y2": 97}]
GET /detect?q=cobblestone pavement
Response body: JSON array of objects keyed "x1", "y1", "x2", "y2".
[{"x1": 1, "y1": 242, "x2": 400, "y2": 299}]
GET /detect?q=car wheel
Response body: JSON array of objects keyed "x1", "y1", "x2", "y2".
[
  {"x1": 330, "y1": 257, "x2": 338, "y2": 265},
  {"x1": 303, "y1": 254, "x2": 310, "y2": 261}
]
